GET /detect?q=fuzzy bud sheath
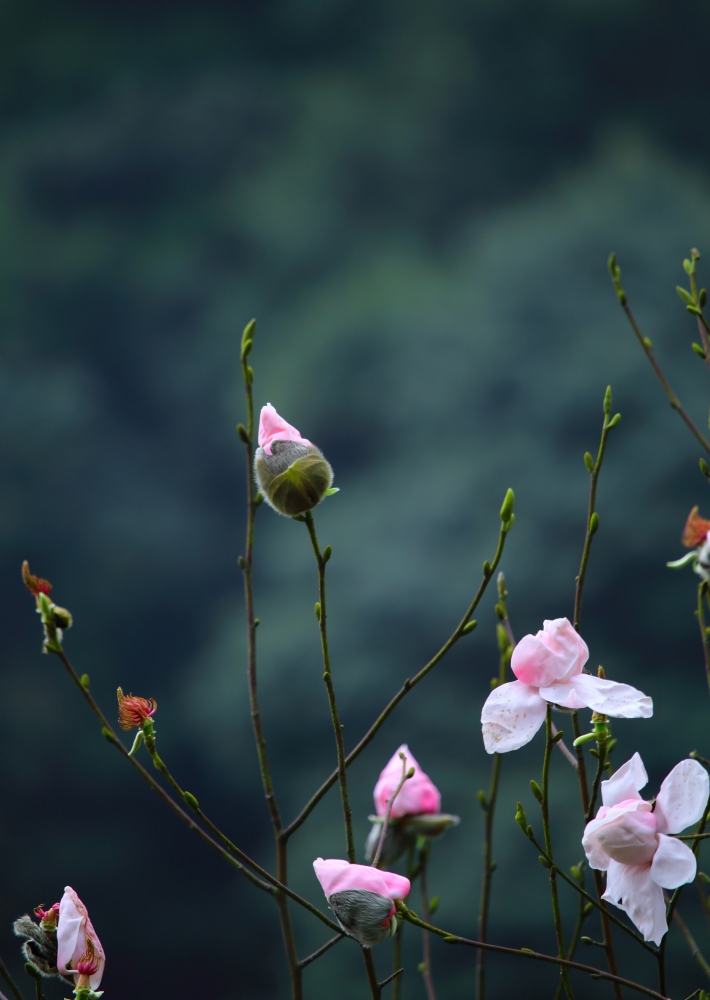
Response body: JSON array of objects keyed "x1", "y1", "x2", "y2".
[{"x1": 254, "y1": 404, "x2": 333, "y2": 516}]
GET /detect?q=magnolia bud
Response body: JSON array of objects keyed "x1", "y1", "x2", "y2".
[
  {"x1": 364, "y1": 820, "x2": 409, "y2": 867},
  {"x1": 328, "y1": 889, "x2": 396, "y2": 947},
  {"x1": 254, "y1": 405, "x2": 333, "y2": 517}
]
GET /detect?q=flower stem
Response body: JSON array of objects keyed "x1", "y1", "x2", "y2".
[
  {"x1": 297, "y1": 934, "x2": 344, "y2": 970},
  {"x1": 670, "y1": 905, "x2": 710, "y2": 981},
  {"x1": 0, "y1": 958, "x2": 25, "y2": 1000},
  {"x1": 284, "y1": 516, "x2": 512, "y2": 839},
  {"x1": 541, "y1": 706, "x2": 575, "y2": 1000},
  {"x1": 239, "y1": 337, "x2": 301, "y2": 998},
  {"x1": 362, "y1": 949, "x2": 381, "y2": 999},
  {"x1": 397, "y1": 905, "x2": 669, "y2": 1000},
  {"x1": 420, "y1": 844, "x2": 437, "y2": 1000},
  {"x1": 696, "y1": 581, "x2": 710, "y2": 700},
  {"x1": 304, "y1": 509, "x2": 356, "y2": 863},
  {"x1": 552, "y1": 864, "x2": 591, "y2": 1000}
]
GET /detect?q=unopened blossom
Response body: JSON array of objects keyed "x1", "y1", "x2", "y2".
[
  {"x1": 56, "y1": 887, "x2": 105, "y2": 991},
  {"x1": 582, "y1": 753, "x2": 709, "y2": 944},
  {"x1": 313, "y1": 858, "x2": 410, "y2": 947},
  {"x1": 117, "y1": 687, "x2": 157, "y2": 731},
  {"x1": 254, "y1": 404, "x2": 334, "y2": 517},
  {"x1": 667, "y1": 506, "x2": 710, "y2": 580},
  {"x1": 365, "y1": 745, "x2": 459, "y2": 865},
  {"x1": 481, "y1": 618, "x2": 652, "y2": 753}
]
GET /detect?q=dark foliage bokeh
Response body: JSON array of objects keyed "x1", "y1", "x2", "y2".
[{"x1": 3, "y1": 1, "x2": 710, "y2": 997}]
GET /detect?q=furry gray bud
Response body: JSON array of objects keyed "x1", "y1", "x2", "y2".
[
  {"x1": 13, "y1": 916, "x2": 58, "y2": 978},
  {"x1": 364, "y1": 820, "x2": 410, "y2": 867},
  {"x1": 254, "y1": 440, "x2": 333, "y2": 517},
  {"x1": 328, "y1": 889, "x2": 395, "y2": 947},
  {"x1": 401, "y1": 813, "x2": 460, "y2": 838}
]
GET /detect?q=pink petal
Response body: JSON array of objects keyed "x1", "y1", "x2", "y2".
[
  {"x1": 538, "y1": 680, "x2": 588, "y2": 710},
  {"x1": 481, "y1": 680, "x2": 547, "y2": 754},
  {"x1": 601, "y1": 753, "x2": 648, "y2": 807},
  {"x1": 373, "y1": 744, "x2": 441, "y2": 819},
  {"x1": 583, "y1": 798, "x2": 655, "y2": 870},
  {"x1": 567, "y1": 674, "x2": 652, "y2": 718},
  {"x1": 654, "y1": 758, "x2": 709, "y2": 835},
  {"x1": 257, "y1": 403, "x2": 311, "y2": 456},
  {"x1": 650, "y1": 833, "x2": 697, "y2": 889},
  {"x1": 56, "y1": 887, "x2": 105, "y2": 991},
  {"x1": 313, "y1": 859, "x2": 410, "y2": 901},
  {"x1": 510, "y1": 618, "x2": 588, "y2": 688},
  {"x1": 603, "y1": 861, "x2": 667, "y2": 945}
]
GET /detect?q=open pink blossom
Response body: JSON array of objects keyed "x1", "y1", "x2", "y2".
[
  {"x1": 582, "y1": 753, "x2": 708, "y2": 944},
  {"x1": 481, "y1": 617, "x2": 652, "y2": 753},
  {"x1": 56, "y1": 886, "x2": 105, "y2": 991},
  {"x1": 313, "y1": 859, "x2": 410, "y2": 900},
  {"x1": 257, "y1": 403, "x2": 311, "y2": 456},
  {"x1": 373, "y1": 745, "x2": 441, "y2": 820}
]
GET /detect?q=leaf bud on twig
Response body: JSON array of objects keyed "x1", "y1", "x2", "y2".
[
  {"x1": 254, "y1": 404, "x2": 335, "y2": 517},
  {"x1": 677, "y1": 286, "x2": 695, "y2": 307},
  {"x1": 237, "y1": 423, "x2": 250, "y2": 444},
  {"x1": 482, "y1": 560, "x2": 491, "y2": 577},
  {"x1": 694, "y1": 343, "x2": 708, "y2": 358},
  {"x1": 183, "y1": 791, "x2": 199, "y2": 811},
  {"x1": 530, "y1": 780, "x2": 543, "y2": 803},
  {"x1": 603, "y1": 385, "x2": 612, "y2": 416},
  {"x1": 462, "y1": 619, "x2": 477, "y2": 635},
  {"x1": 499, "y1": 488, "x2": 515, "y2": 524},
  {"x1": 606, "y1": 413, "x2": 621, "y2": 429},
  {"x1": 240, "y1": 318, "x2": 256, "y2": 360},
  {"x1": 514, "y1": 802, "x2": 528, "y2": 833},
  {"x1": 322, "y1": 545, "x2": 332, "y2": 563},
  {"x1": 477, "y1": 790, "x2": 487, "y2": 810},
  {"x1": 583, "y1": 452, "x2": 594, "y2": 473},
  {"x1": 589, "y1": 512, "x2": 599, "y2": 535}
]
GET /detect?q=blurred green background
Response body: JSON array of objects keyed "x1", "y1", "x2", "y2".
[{"x1": 3, "y1": 0, "x2": 710, "y2": 996}]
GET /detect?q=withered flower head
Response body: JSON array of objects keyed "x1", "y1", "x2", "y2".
[
  {"x1": 682, "y1": 506, "x2": 710, "y2": 548},
  {"x1": 22, "y1": 560, "x2": 52, "y2": 597},
  {"x1": 117, "y1": 687, "x2": 157, "y2": 730},
  {"x1": 34, "y1": 902, "x2": 60, "y2": 931}
]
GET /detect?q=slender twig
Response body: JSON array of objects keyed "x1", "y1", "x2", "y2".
[
  {"x1": 362, "y1": 949, "x2": 381, "y2": 999},
  {"x1": 541, "y1": 706, "x2": 574, "y2": 1000},
  {"x1": 298, "y1": 934, "x2": 344, "y2": 970},
  {"x1": 586, "y1": 722, "x2": 609, "y2": 824},
  {"x1": 0, "y1": 959, "x2": 24, "y2": 1000},
  {"x1": 609, "y1": 255, "x2": 710, "y2": 454},
  {"x1": 380, "y1": 969, "x2": 404, "y2": 989},
  {"x1": 397, "y1": 906, "x2": 670, "y2": 1000},
  {"x1": 670, "y1": 905, "x2": 710, "y2": 981},
  {"x1": 553, "y1": 864, "x2": 591, "y2": 1000},
  {"x1": 304, "y1": 509, "x2": 355, "y2": 862},
  {"x1": 476, "y1": 598, "x2": 510, "y2": 1000},
  {"x1": 372, "y1": 752, "x2": 412, "y2": 869},
  {"x1": 420, "y1": 844, "x2": 437, "y2": 1000},
  {"x1": 573, "y1": 385, "x2": 620, "y2": 630},
  {"x1": 284, "y1": 515, "x2": 513, "y2": 840}
]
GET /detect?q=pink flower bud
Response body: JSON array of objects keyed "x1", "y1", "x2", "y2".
[
  {"x1": 511, "y1": 618, "x2": 588, "y2": 688},
  {"x1": 583, "y1": 799, "x2": 659, "y2": 867},
  {"x1": 373, "y1": 745, "x2": 441, "y2": 820},
  {"x1": 56, "y1": 887, "x2": 105, "y2": 992},
  {"x1": 254, "y1": 404, "x2": 334, "y2": 517},
  {"x1": 313, "y1": 859, "x2": 410, "y2": 948}
]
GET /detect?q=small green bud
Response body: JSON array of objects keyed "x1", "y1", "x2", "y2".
[
  {"x1": 183, "y1": 791, "x2": 199, "y2": 811},
  {"x1": 482, "y1": 560, "x2": 491, "y2": 577},
  {"x1": 583, "y1": 903, "x2": 594, "y2": 916},
  {"x1": 700, "y1": 871, "x2": 710, "y2": 884},
  {"x1": 603, "y1": 386, "x2": 612, "y2": 415},
  {"x1": 692, "y1": 248, "x2": 701, "y2": 261},
  {"x1": 237, "y1": 555, "x2": 245, "y2": 569},
  {"x1": 253, "y1": 618, "x2": 260, "y2": 627},
  {"x1": 246, "y1": 365, "x2": 254, "y2": 384},
  {"x1": 80, "y1": 674, "x2": 90, "y2": 690},
  {"x1": 606, "y1": 413, "x2": 621, "y2": 428},
  {"x1": 551, "y1": 730, "x2": 564, "y2": 743},
  {"x1": 677, "y1": 286, "x2": 695, "y2": 307},
  {"x1": 429, "y1": 896, "x2": 439, "y2": 915},
  {"x1": 255, "y1": 443, "x2": 334, "y2": 517},
  {"x1": 462, "y1": 619, "x2": 478, "y2": 634},
  {"x1": 606, "y1": 737, "x2": 617, "y2": 753},
  {"x1": 314, "y1": 602, "x2": 322, "y2": 620},
  {"x1": 490, "y1": 676, "x2": 498, "y2": 688},
  {"x1": 51, "y1": 605, "x2": 72, "y2": 629},
  {"x1": 237, "y1": 423, "x2": 250, "y2": 444},
  {"x1": 701, "y1": 289, "x2": 707, "y2": 307},
  {"x1": 693, "y1": 342, "x2": 707, "y2": 358},
  {"x1": 570, "y1": 864, "x2": 580, "y2": 880},
  {"x1": 494, "y1": 602, "x2": 505, "y2": 620},
  {"x1": 700, "y1": 459, "x2": 710, "y2": 478},
  {"x1": 643, "y1": 336, "x2": 653, "y2": 349},
  {"x1": 477, "y1": 790, "x2": 487, "y2": 810},
  {"x1": 584, "y1": 452, "x2": 594, "y2": 473},
  {"x1": 684, "y1": 258, "x2": 694, "y2": 275},
  {"x1": 589, "y1": 747, "x2": 599, "y2": 759},
  {"x1": 418, "y1": 962, "x2": 426, "y2": 974},
  {"x1": 322, "y1": 545, "x2": 332, "y2": 563},
  {"x1": 589, "y1": 512, "x2": 599, "y2": 535},
  {"x1": 581, "y1": 936, "x2": 595, "y2": 946},
  {"x1": 489, "y1": 860, "x2": 497, "y2": 872},
  {"x1": 500, "y1": 488, "x2": 515, "y2": 523},
  {"x1": 530, "y1": 780, "x2": 543, "y2": 803},
  {"x1": 538, "y1": 855, "x2": 551, "y2": 868},
  {"x1": 496, "y1": 571, "x2": 507, "y2": 599},
  {"x1": 607, "y1": 252, "x2": 619, "y2": 279},
  {"x1": 496, "y1": 623, "x2": 509, "y2": 653},
  {"x1": 514, "y1": 802, "x2": 528, "y2": 833},
  {"x1": 687, "y1": 304, "x2": 702, "y2": 315},
  {"x1": 520, "y1": 947, "x2": 535, "y2": 955},
  {"x1": 241, "y1": 319, "x2": 256, "y2": 359},
  {"x1": 101, "y1": 727, "x2": 115, "y2": 743}
]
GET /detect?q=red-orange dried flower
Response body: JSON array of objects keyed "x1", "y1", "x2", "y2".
[
  {"x1": 22, "y1": 560, "x2": 52, "y2": 597},
  {"x1": 117, "y1": 686, "x2": 157, "y2": 730},
  {"x1": 682, "y1": 506, "x2": 710, "y2": 548}
]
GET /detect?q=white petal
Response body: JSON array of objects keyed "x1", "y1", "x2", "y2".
[
  {"x1": 651, "y1": 833, "x2": 697, "y2": 889},
  {"x1": 602, "y1": 861, "x2": 667, "y2": 945},
  {"x1": 480, "y1": 681, "x2": 547, "y2": 754},
  {"x1": 601, "y1": 752, "x2": 648, "y2": 808},
  {"x1": 538, "y1": 680, "x2": 588, "y2": 710},
  {"x1": 565, "y1": 674, "x2": 653, "y2": 718},
  {"x1": 654, "y1": 759, "x2": 709, "y2": 834}
]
